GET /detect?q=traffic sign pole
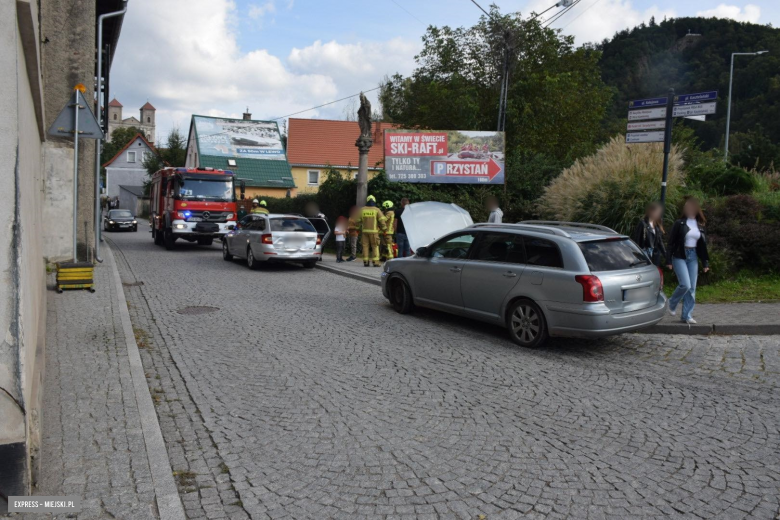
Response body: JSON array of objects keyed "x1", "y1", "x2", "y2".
[{"x1": 660, "y1": 88, "x2": 674, "y2": 208}]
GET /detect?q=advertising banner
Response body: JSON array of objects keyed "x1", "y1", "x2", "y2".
[
  {"x1": 194, "y1": 116, "x2": 286, "y2": 160},
  {"x1": 384, "y1": 130, "x2": 505, "y2": 184}
]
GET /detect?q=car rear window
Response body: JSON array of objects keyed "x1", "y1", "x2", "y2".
[
  {"x1": 270, "y1": 218, "x2": 316, "y2": 232},
  {"x1": 578, "y1": 238, "x2": 651, "y2": 271}
]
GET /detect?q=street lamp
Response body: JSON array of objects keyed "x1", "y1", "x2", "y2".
[{"x1": 724, "y1": 50, "x2": 769, "y2": 161}]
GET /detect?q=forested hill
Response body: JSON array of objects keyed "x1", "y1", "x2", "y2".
[{"x1": 596, "y1": 17, "x2": 780, "y2": 150}]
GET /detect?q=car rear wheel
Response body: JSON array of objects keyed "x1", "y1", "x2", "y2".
[
  {"x1": 247, "y1": 247, "x2": 260, "y2": 270},
  {"x1": 507, "y1": 299, "x2": 547, "y2": 348},
  {"x1": 222, "y1": 240, "x2": 233, "y2": 261},
  {"x1": 390, "y1": 277, "x2": 414, "y2": 314}
]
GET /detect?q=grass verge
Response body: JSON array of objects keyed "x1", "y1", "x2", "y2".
[{"x1": 664, "y1": 271, "x2": 780, "y2": 303}]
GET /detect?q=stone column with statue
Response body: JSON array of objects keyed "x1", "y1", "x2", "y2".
[{"x1": 355, "y1": 92, "x2": 373, "y2": 206}]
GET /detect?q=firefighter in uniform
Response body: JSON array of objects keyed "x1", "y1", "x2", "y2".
[
  {"x1": 360, "y1": 195, "x2": 386, "y2": 267},
  {"x1": 380, "y1": 200, "x2": 395, "y2": 261},
  {"x1": 250, "y1": 199, "x2": 269, "y2": 215},
  {"x1": 346, "y1": 206, "x2": 360, "y2": 262}
]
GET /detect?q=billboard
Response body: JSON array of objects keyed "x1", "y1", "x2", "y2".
[
  {"x1": 384, "y1": 130, "x2": 505, "y2": 184},
  {"x1": 193, "y1": 116, "x2": 286, "y2": 160}
]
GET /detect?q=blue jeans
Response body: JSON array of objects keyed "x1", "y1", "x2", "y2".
[
  {"x1": 396, "y1": 233, "x2": 411, "y2": 257},
  {"x1": 669, "y1": 248, "x2": 699, "y2": 320}
]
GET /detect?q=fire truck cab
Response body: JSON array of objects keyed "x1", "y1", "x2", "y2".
[{"x1": 150, "y1": 167, "x2": 238, "y2": 250}]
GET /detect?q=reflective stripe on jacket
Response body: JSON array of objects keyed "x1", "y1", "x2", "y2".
[{"x1": 383, "y1": 210, "x2": 395, "y2": 235}]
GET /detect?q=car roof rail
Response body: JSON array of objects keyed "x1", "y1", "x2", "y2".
[
  {"x1": 519, "y1": 221, "x2": 619, "y2": 234},
  {"x1": 469, "y1": 222, "x2": 571, "y2": 238}
]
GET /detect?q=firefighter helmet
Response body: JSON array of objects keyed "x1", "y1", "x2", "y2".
[
  {"x1": 252, "y1": 199, "x2": 259, "y2": 204},
  {"x1": 259, "y1": 200, "x2": 267, "y2": 207},
  {"x1": 382, "y1": 200, "x2": 393, "y2": 209},
  {"x1": 366, "y1": 195, "x2": 376, "y2": 203}
]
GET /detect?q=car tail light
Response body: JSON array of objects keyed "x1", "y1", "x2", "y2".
[
  {"x1": 657, "y1": 267, "x2": 664, "y2": 289},
  {"x1": 261, "y1": 234, "x2": 273, "y2": 245},
  {"x1": 316, "y1": 236, "x2": 322, "y2": 245},
  {"x1": 575, "y1": 275, "x2": 604, "y2": 302}
]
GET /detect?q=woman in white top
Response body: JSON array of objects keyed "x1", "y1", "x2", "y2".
[{"x1": 665, "y1": 198, "x2": 710, "y2": 324}]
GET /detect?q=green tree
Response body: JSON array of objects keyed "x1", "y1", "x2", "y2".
[
  {"x1": 378, "y1": 8, "x2": 611, "y2": 218},
  {"x1": 142, "y1": 128, "x2": 187, "y2": 176}
]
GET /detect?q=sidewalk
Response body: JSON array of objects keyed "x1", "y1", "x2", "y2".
[
  {"x1": 317, "y1": 253, "x2": 780, "y2": 335},
  {"x1": 5, "y1": 246, "x2": 184, "y2": 519}
]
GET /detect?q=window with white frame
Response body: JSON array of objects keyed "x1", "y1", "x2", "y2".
[
  {"x1": 127, "y1": 151, "x2": 137, "y2": 163},
  {"x1": 307, "y1": 170, "x2": 320, "y2": 186}
]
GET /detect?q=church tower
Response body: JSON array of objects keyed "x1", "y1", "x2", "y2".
[
  {"x1": 108, "y1": 98, "x2": 123, "y2": 123},
  {"x1": 140, "y1": 101, "x2": 156, "y2": 143}
]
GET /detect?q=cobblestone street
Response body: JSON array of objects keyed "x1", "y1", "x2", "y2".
[{"x1": 108, "y1": 226, "x2": 780, "y2": 520}]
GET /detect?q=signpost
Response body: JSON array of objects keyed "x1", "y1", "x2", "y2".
[
  {"x1": 626, "y1": 131, "x2": 665, "y2": 143},
  {"x1": 48, "y1": 86, "x2": 104, "y2": 262},
  {"x1": 672, "y1": 102, "x2": 717, "y2": 118},
  {"x1": 626, "y1": 89, "x2": 718, "y2": 207},
  {"x1": 627, "y1": 107, "x2": 667, "y2": 121}
]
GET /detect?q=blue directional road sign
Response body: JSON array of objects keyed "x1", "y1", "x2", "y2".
[
  {"x1": 628, "y1": 96, "x2": 668, "y2": 109},
  {"x1": 674, "y1": 91, "x2": 718, "y2": 105}
]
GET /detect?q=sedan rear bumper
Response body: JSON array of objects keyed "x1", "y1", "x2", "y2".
[
  {"x1": 252, "y1": 245, "x2": 320, "y2": 262},
  {"x1": 545, "y1": 293, "x2": 667, "y2": 338}
]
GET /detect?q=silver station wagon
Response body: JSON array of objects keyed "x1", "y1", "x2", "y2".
[
  {"x1": 382, "y1": 214, "x2": 666, "y2": 348},
  {"x1": 222, "y1": 214, "x2": 323, "y2": 269}
]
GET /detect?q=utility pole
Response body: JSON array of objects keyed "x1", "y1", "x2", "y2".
[{"x1": 724, "y1": 50, "x2": 769, "y2": 161}]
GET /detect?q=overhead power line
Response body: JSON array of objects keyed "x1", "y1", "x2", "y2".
[
  {"x1": 560, "y1": 0, "x2": 605, "y2": 28},
  {"x1": 469, "y1": 0, "x2": 491, "y2": 17},
  {"x1": 271, "y1": 86, "x2": 382, "y2": 121},
  {"x1": 389, "y1": 0, "x2": 426, "y2": 26},
  {"x1": 543, "y1": 0, "x2": 581, "y2": 27}
]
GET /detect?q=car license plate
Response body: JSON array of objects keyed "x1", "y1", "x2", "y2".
[
  {"x1": 623, "y1": 286, "x2": 653, "y2": 302},
  {"x1": 188, "y1": 217, "x2": 203, "y2": 222}
]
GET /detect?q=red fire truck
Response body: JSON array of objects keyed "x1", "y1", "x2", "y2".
[{"x1": 149, "y1": 167, "x2": 239, "y2": 250}]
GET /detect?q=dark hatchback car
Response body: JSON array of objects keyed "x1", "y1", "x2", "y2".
[{"x1": 103, "y1": 209, "x2": 138, "y2": 232}]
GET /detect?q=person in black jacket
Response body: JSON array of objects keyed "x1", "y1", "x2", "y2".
[
  {"x1": 665, "y1": 197, "x2": 710, "y2": 324},
  {"x1": 631, "y1": 202, "x2": 666, "y2": 267}
]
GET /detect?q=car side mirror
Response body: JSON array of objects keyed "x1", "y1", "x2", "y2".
[{"x1": 416, "y1": 246, "x2": 428, "y2": 258}]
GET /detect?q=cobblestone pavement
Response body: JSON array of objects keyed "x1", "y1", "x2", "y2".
[
  {"x1": 108, "y1": 226, "x2": 780, "y2": 520},
  {"x1": 11, "y1": 251, "x2": 158, "y2": 519}
]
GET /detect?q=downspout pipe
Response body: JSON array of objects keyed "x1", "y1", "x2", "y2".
[{"x1": 94, "y1": 2, "x2": 128, "y2": 262}]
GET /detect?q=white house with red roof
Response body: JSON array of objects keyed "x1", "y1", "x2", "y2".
[
  {"x1": 107, "y1": 98, "x2": 157, "y2": 144},
  {"x1": 102, "y1": 133, "x2": 157, "y2": 199}
]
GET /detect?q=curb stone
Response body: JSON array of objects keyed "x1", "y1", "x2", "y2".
[
  {"x1": 315, "y1": 261, "x2": 382, "y2": 287},
  {"x1": 106, "y1": 243, "x2": 186, "y2": 520},
  {"x1": 316, "y1": 261, "x2": 779, "y2": 336}
]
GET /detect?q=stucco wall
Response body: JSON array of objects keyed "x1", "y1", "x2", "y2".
[
  {"x1": 41, "y1": 0, "x2": 97, "y2": 261},
  {"x1": 0, "y1": 0, "x2": 48, "y2": 494},
  {"x1": 290, "y1": 166, "x2": 379, "y2": 195},
  {"x1": 106, "y1": 167, "x2": 148, "y2": 198}
]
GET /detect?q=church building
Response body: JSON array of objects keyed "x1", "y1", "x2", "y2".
[{"x1": 107, "y1": 98, "x2": 156, "y2": 144}]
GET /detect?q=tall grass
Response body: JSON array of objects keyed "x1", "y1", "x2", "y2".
[{"x1": 537, "y1": 136, "x2": 685, "y2": 234}]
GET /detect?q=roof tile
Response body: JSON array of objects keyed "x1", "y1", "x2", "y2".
[
  {"x1": 287, "y1": 118, "x2": 398, "y2": 169},
  {"x1": 199, "y1": 156, "x2": 295, "y2": 188}
]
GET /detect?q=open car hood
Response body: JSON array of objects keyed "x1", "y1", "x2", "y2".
[{"x1": 401, "y1": 202, "x2": 473, "y2": 252}]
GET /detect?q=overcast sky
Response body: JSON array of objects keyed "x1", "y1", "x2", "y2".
[{"x1": 110, "y1": 0, "x2": 779, "y2": 142}]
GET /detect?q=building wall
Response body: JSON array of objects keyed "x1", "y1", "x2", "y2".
[
  {"x1": 107, "y1": 118, "x2": 155, "y2": 144},
  {"x1": 41, "y1": 0, "x2": 97, "y2": 262},
  {"x1": 117, "y1": 189, "x2": 147, "y2": 216},
  {"x1": 290, "y1": 166, "x2": 380, "y2": 195},
  {"x1": 105, "y1": 137, "x2": 153, "y2": 198},
  {"x1": 243, "y1": 187, "x2": 296, "y2": 200},
  {"x1": 0, "y1": 0, "x2": 48, "y2": 496},
  {"x1": 106, "y1": 168, "x2": 149, "y2": 198}
]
